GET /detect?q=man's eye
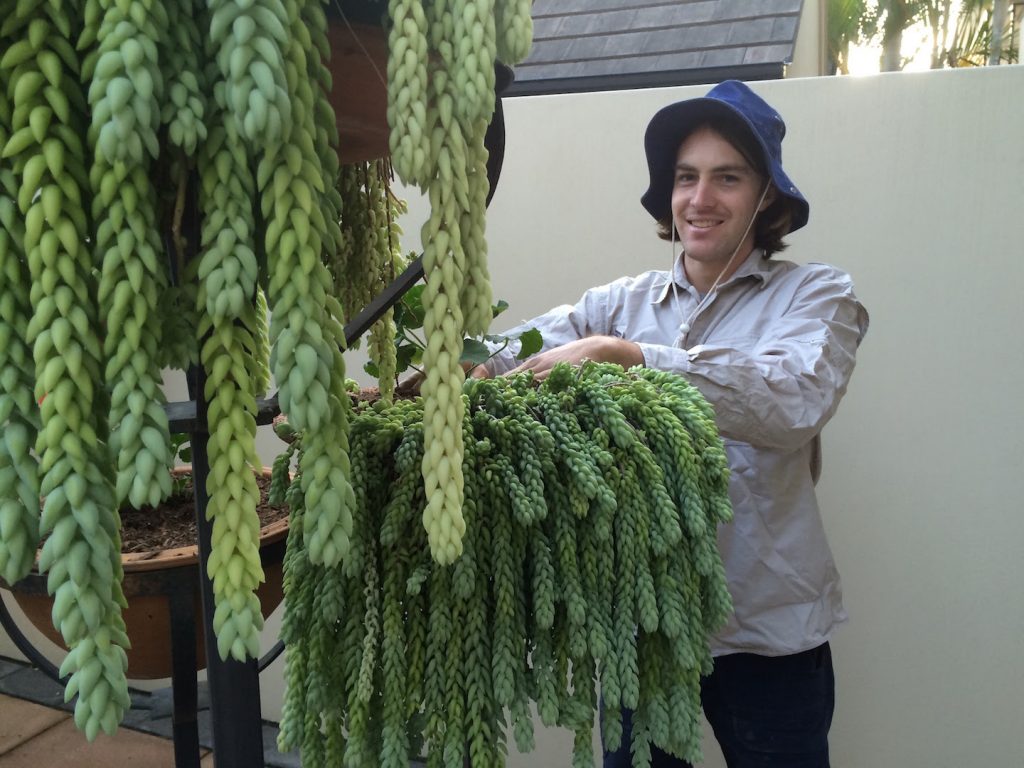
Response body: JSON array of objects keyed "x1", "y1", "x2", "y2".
[{"x1": 675, "y1": 174, "x2": 695, "y2": 184}]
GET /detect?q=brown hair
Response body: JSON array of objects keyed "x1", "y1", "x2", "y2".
[{"x1": 654, "y1": 119, "x2": 794, "y2": 257}]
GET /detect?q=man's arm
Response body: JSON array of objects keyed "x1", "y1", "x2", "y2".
[{"x1": 505, "y1": 335, "x2": 643, "y2": 378}]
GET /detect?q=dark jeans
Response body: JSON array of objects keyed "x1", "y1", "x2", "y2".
[{"x1": 603, "y1": 643, "x2": 835, "y2": 768}]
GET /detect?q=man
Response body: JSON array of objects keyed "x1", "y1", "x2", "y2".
[{"x1": 481, "y1": 80, "x2": 869, "y2": 767}]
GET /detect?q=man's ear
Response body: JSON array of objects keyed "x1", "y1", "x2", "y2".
[{"x1": 759, "y1": 184, "x2": 778, "y2": 211}]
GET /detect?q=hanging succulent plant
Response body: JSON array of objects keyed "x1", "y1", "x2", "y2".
[{"x1": 276, "y1": 362, "x2": 733, "y2": 767}]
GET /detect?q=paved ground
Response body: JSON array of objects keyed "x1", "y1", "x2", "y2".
[{"x1": 0, "y1": 655, "x2": 300, "y2": 767}]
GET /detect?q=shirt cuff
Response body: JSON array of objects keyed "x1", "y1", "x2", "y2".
[{"x1": 637, "y1": 341, "x2": 700, "y2": 373}]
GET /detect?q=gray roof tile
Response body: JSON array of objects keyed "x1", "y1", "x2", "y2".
[
  {"x1": 743, "y1": 44, "x2": 795, "y2": 64},
  {"x1": 727, "y1": 17, "x2": 779, "y2": 45},
  {"x1": 773, "y1": 16, "x2": 800, "y2": 40},
  {"x1": 652, "y1": 50, "x2": 706, "y2": 71},
  {"x1": 700, "y1": 47, "x2": 748, "y2": 68},
  {"x1": 541, "y1": 8, "x2": 640, "y2": 38}
]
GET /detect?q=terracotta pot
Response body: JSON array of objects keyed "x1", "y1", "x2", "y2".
[
  {"x1": 322, "y1": 6, "x2": 514, "y2": 189},
  {"x1": 5, "y1": 467, "x2": 288, "y2": 680},
  {"x1": 326, "y1": 20, "x2": 389, "y2": 164}
]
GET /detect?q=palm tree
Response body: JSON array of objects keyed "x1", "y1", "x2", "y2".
[
  {"x1": 921, "y1": 0, "x2": 1018, "y2": 67},
  {"x1": 828, "y1": 0, "x2": 872, "y2": 73},
  {"x1": 988, "y1": 0, "x2": 1010, "y2": 64},
  {"x1": 878, "y1": 0, "x2": 925, "y2": 70},
  {"x1": 828, "y1": 0, "x2": 868, "y2": 73}
]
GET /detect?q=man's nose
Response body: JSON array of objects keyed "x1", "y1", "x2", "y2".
[{"x1": 691, "y1": 177, "x2": 712, "y2": 208}]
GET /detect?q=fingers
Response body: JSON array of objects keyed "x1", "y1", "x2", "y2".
[
  {"x1": 395, "y1": 371, "x2": 426, "y2": 397},
  {"x1": 468, "y1": 363, "x2": 492, "y2": 380}
]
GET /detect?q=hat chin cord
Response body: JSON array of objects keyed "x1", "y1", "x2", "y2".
[{"x1": 669, "y1": 182, "x2": 770, "y2": 337}]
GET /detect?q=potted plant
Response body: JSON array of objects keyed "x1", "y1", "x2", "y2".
[{"x1": 1, "y1": 437, "x2": 290, "y2": 680}]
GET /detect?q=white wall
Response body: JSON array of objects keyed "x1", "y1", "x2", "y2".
[{"x1": 5, "y1": 66, "x2": 1023, "y2": 767}]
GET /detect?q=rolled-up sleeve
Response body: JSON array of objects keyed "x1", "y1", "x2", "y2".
[{"x1": 639, "y1": 270, "x2": 869, "y2": 451}]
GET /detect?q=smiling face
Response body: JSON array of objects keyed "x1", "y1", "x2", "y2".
[{"x1": 671, "y1": 125, "x2": 775, "y2": 292}]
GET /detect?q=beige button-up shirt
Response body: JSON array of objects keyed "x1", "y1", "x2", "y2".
[{"x1": 488, "y1": 249, "x2": 869, "y2": 657}]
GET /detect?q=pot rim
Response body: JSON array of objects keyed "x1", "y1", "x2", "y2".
[
  {"x1": 122, "y1": 464, "x2": 289, "y2": 573},
  {"x1": 1, "y1": 465, "x2": 291, "y2": 584}
]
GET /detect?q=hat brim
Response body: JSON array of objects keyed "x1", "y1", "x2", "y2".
[{"x1": 640, "y1": 98, "x2": 809, "y2": 234}]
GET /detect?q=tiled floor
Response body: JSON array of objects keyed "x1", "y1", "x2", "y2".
[{"x1": 0, "y1": 656, "x2": 299, "y2": 767}]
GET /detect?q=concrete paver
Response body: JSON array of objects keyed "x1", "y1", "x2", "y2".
[
  {"x1": 0, "y1": 655, "x2": 310, "y2": 767},
  {"x1": 0, "y1": 695, "x2": 68, "y2": 755},
  {"x1": 0, "y1": 716, "x2": 211, "y2": 767}
]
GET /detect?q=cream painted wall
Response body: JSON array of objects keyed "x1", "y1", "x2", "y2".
[
  {"x1": 790, "y1": 0, "x2": 827, "y2": 78},
  {"x1": 4, "y1": 66, "x2": 1022, "y2": 766}
]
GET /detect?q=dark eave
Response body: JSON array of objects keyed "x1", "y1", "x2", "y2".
[{"x1": 504, "y1": 62, "x2": 786, "y2": 97}]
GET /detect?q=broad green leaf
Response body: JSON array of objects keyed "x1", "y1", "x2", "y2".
[
  {"x1": 364, "y1": 360, "x2": 380, "y2": 377},
  {"x1": 399, "y1": 285, "x2": 426, "y2": 330},
  {"x1": 515, "y1": 328, "x2": 543, "y2": 360},
  {"x1": 491, "y1": 299, "x2": 509, "y2": 318},
  {"x1": 395, "y1": 343, "x2": 420, "y2": 372},
  {"x1": 460, "y1": 339, "x2": 492, "y2": 365}
]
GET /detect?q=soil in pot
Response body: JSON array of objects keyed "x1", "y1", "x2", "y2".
[{"x1": 8, "y1": 469, "x2": 290, "y2": 679}]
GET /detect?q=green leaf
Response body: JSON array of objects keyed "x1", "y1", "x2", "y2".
[
  {"x1": 491, "y1": 299, "x2": 509, "y2": 318},
  {"x1": 399, "y1": 284, "x2": 426, "y2": 330},
  {"x1": 459, "y1": 339, "x2": 493, "y2": 365},
  {"x1": 395, "y1": 343, "x2": 420, "y2": 373},
  {"x1": 364, "y1": 360, "x2": 380, "y2": 377},
  {"x1": 168, "y1": 433, "x2": 192, "y2": 464},
  {"x1": 515, "y1": 328, "x2": 543, "y2": 360}
]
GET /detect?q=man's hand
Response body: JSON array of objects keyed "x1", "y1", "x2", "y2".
[
  {"x1": 396, "y1": 361, "x2": 492, "y2": 397},
  {"x1": 509, "y1": 336, "x2": 643, "y2": 381}
]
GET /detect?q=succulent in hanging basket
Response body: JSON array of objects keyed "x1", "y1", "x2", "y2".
[{"x1": 275, "y1": 362, "x2": 734, "y2": 767}]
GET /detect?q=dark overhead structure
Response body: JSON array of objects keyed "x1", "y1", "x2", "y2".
[{"x1": 505, "y1": 0, "x2": 806, "y2": 96}]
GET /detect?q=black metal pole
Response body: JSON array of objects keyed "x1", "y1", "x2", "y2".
[{"x1": 167, "y1": 581, "x2": 201, "y2": 768}]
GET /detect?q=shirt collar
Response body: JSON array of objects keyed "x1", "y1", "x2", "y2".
[{"x1": 652, "y1": 247, "x2": 774, "y2": 305}]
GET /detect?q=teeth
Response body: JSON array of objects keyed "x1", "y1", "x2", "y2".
[{"x1": 689, "y1": 220, "x2": 719, "y2": 227}]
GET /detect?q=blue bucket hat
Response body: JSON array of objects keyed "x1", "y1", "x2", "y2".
[{"x1": 640, "y1": 80, "x2": 809, "y2": 234}]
